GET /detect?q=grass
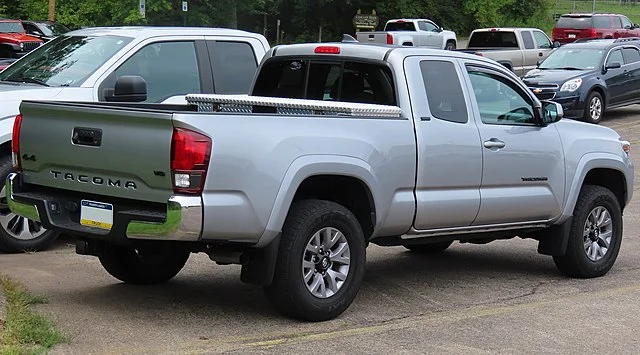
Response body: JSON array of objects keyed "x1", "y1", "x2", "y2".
[{"x1": 0, "y1": 275, "x2": 64, "y2": 355}]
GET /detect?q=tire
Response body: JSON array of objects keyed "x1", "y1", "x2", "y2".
[
  {"x1": 98, "y1": 245, "x2": 190, "y2": 285},
  {"x1": 583, "y1": 91, "x2": 604, "y2": 124},
  {"x1": 553, "y1": 185, "x2": 622, "y2": 278},
  {"x1": 445, "y1": 40, "x2": 456, "y2": 50},
  {"x1": 404, "y1": 241, "x2": 453, "y2": 253},
  {"x1": 0, "y1": 155, "x2": 60, "y2": 253},
  {"x1": 264, "y1": 199, "x2": 366, "y2": 321}
]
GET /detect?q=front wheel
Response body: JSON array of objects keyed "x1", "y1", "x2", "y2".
[
  {"x1": 0, "y1": 155, "x2": 59, "y2": 253},
  {"x1": 553, "y1": 185, "x2": 622, "y2": 278},
  {"x1": 583, "y1": 91, "x2": 604, "y2": 124},
  {"x1": 445, "y1": 40, "x2": 456, "y2": 50},
  {"x1": 264, "y1": 200, "x2": 366, "y2": 321},
  {"x1": 98, "y1": 245, "x2": 190, "y2": 285}
]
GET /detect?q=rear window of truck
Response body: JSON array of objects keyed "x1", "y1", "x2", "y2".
[
  {"x1": 556, "y1": 16, "x2": 594, "y2": 29},
  {"x1": 467, "y1": 31, "x2": 519, "y2": 48},
  {"x1": 384, "y1": 22, "x2": 416, "y2": 31},
  {"x1": 252, "y1": 58, "x2": 397, "y2": 106}
]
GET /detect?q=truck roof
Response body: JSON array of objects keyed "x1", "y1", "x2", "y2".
[
  {"x1": 472, "y1": 27, "x2": 544, "y2": 32},
  {"x1": 65, "y1": 26, "x2": 267, "y2": 41},
  {"x1": 268, "y1": 42, "x2": 500, "y2": 65}
]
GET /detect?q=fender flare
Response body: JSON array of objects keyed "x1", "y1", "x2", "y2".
[{"x1": 254, "y1": 154, "x2": 379, "y2": 248}]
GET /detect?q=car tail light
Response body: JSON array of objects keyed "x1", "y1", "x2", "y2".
[
  {"x1": 314, "y1": 46, "x2": 340, "y2": 54},
  {"x1": 171, "y1": 127, "x2": 212, "y2": 194},
  {"x1": 12, "y1": 114, "x2": 22, "y2": 171},
  {"x1": 589, "y1": 28, "x2": 597, "y2": 38},
  {"x1": 387, "y1": 33, "x2": 393, "y2": 45}
]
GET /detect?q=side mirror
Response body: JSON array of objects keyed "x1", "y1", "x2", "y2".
[
  {"x1": 537, "y1": 59, "x2": 544, "y2": 67},
  {"x1": 552, "y1": 41, "x2": 561, "y2": 48},
  {"x1": 539, "y1": 101, "x2": 563, "y2": 125},
  {"x1": 105, "y1": 75, "x2": 147, "y2": 102},
  {"x1": 605, "y1": 61, "x2": 622, "y2": 70}
]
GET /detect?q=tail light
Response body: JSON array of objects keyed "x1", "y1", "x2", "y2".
[
  {"x1": 170, "y1": 127, "x2": 212, "y2": 194},
  {"x1": 387, "y1": 33, "x2": 393, "y2": 45},
  {"x1": 589, "y1": 28, "x2": 597, "y2": 38},
  {"x1": 12, "y1": 114, "x2": 22, "y2": 171}
]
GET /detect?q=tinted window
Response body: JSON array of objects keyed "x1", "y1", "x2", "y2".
[
  {"x1": 593, "y1": 16, "x2": 612, "y2": 28},
  {"x1": 0, "y1": 35, "x2": 132, "y2": 87},
  {"x1": 467, "y1": 69, "x2": 535, "y2": 125},
  {"x1": 252, "y1": 59, "x2": 396, "y2": 105},
  {"x1": 468, "y1": 31, "x2": 519, "y2": 48},
  {"x1": 384, "y1": 22, "x2": 416, "y2": 31},
  {"x1": 622, "y1": 47, "x2": 640, "y2": 63},
  {"x1": 110, "y1": 41, "x2": 200, "y2": 102},
  {"x1": 533, "y1": 31, "x2": 551, "y2": 49},
  {"x1": 22, "y1": 23, "x2": 39, "y2": 34},
  {"x1": 612, "y1": 16, "x2": 623, "y2": 29},
  {"x1": 521, "y1": 31, "x2": 535, "y2": 49},
  {"x1": 607, "y1": 49, "x2": 624, "y2": 66},
  {"x1": 209, "y1": 41, "x2": 257, "y2": 94},
  {"x1": 419, "y1": 21, "x2": 437, "y2": 31},
  {"x1": 420, "y1": 60, "x2": 468, "y2": 124},
  {"x1": 556, "y1": 16, "x2": 593, "y2": 29},
  {"x1": 621, "y1": 16, "x2": 633, "y2": 29}
]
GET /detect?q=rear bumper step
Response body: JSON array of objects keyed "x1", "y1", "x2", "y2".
[{"x1": 6, "y1": 173, "x2": 203, "y2": 243}]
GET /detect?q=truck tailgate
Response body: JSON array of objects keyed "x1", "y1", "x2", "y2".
[
  {"x1": 356, "y1": 31, "x2": 389, "y2": 44},
  {"x1": 17, "y1": 101, "x2": 174, "y2": 204}
]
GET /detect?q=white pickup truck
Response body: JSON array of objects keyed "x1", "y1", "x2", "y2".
[
  {"x1": 356, "y1": 18, "x2": 457, "y2": 50},
  {"x1": 0, "y1": 26, "x2": 269, "y2": 253}
]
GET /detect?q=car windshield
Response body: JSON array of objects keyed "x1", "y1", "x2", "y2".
[
  {"x1": 538, "y1": 47, "x2": 605, "y2": 70},
  {"x1": 0, "y1": 35, "x2": 132, "y2": 87},
  {"x1": 0, "y1": 22, "x2": 25, "y2": 33}
]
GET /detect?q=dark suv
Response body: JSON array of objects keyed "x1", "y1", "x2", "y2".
[
  {"x1": 522, "y1": 38, "x2": 640, "y2": 124},
  {"x1": 552, "y1": 13, "x2": 640, "y2": 44}
]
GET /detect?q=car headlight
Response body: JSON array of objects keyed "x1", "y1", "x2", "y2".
[
  {"x1": 19, "y1": 42, "x2": 24, "y2": 50},
  {"x1": 560, "y1": 78, "x2": 582, "y2": 92}
]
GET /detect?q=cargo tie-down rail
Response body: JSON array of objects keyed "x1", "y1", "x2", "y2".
[{"x1": 185, "y1": 94, "x2": 403, "y2": 118}]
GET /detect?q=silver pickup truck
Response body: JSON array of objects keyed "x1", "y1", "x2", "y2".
[
  {"x1": 460, "y1": 28, "x2": 560, "y2": 76},
  {"x1": 7, "y1": 42, "x2": 634, "y2": 321}
]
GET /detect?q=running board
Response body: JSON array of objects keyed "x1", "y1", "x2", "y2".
[{"x1": 401, "y1": 221, "x2": 550, "y2": 239}]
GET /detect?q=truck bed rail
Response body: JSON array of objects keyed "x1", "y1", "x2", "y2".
[{"x1": 185, "y1": 94, "x2": 403, "y2": 118}]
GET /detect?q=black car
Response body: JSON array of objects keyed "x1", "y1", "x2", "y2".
[
  {"x1": 21, "y1": 20, "x2": 70, "y2": 42},
  {"x1": 522, "y1": 37, "x2": 640, "y2": 124}
]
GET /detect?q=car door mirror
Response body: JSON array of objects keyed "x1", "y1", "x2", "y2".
[
  {"x1": 539, "y1": 101, "x2": 563, "y2": 125},
  {"x1": 552, "y1": 41, "x2": 561, "y2": 48},
  {"x1": 105, "y1": 75, "x2": 147, "y2": 102},
  {"x1": 537, "y1": 59, "x2": 544, "y2": 67},
  {"x1": 605, "y1": 61, "x2": 622, "y2": 70}
]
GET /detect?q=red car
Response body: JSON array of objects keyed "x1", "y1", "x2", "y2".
[
  {"x1": 552, "y1": 13, "x2": 640, "y2": 44},
  {"x1": 0, "y1": 19, "x2": 43, "y2": 58},
  {"x1": 0, "y1": 58, "x2": 17, "y2": 71}
]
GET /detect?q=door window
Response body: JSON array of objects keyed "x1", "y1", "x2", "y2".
[
  {"x1": 467, "y1": 69, "x2": 535, "y2": 125},
  {"x1": 594, "y1": 16, "x2": 613, "y2": 28},
  {"x1": 622, "y1": 47, "x2": 640, "y2": 63},
  {"x1": 420, "y1": 60, "x2": 468, "y2": 123},
  {"x1": 208, "y1": 41, "x2": 257, "y2": 94},
  {"x1": 607, "y1": 49, "x2": 625, "y2": 66},
  {"x1": 533, "y1": 31, "x2": 552, "y2": 49},
  {"x1": 106, "y1": 41, "x2": 201, "y2": 102},
  {"x1": 621, "y1": 16, "x2": 633, "y2": 29},
  {"x1": 521, "y1": 31, "x2": 535, "y2": 49},
  {"x1": 612, "y1": 16, "x2": 623, "y2": 29}
]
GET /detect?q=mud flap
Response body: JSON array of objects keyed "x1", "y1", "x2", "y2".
[
  {"x1": 537, "y1": 217, "x2": 572, "y2": 256},
  {"x1": 240, "y1": 234, "x2": 281, "y2": 286}
]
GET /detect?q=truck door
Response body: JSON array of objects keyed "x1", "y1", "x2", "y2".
[
  {"x1": 404, "y1": 57, "x2": 482, "y2": 230},
  {"x1": 463, "y1": 63, "x2": 565, "y2": 225},
  {"x1": 417, "y1": 21, "x2": 444, "y2": 49}
]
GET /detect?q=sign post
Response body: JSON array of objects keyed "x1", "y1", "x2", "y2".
[
  {"x1": 48, "y1": 0, "x2": 56, "y2": 21},
  {"x1": 182, "y1": 1, "x2": 188, "y2": 26}
]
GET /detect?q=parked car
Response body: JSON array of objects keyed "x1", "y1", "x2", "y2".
[
  {"x1": 21, "y1": 20, "x2": 70, "y2": 42},
  {"x1": 0, "y1": 26, "x2": 270, "y2": 253},
  {"x1": 356, "y1": 18, "x2": 457, "y2": 50},
  {"x1": 0, "y1": 19, "x2": 43, "y2": 58},
  {"x1": 8, "y1": 42, "x2": 633, "y2": 321},
  {"x1": 458, "y1": 27, "x2": 560, "y2": 77},
  {"x1": 552, "y1": 13, "x2": 640, "y2": 44},
  {"x1": 522, "y1": 37, "x2": 640, "y2": 124}
]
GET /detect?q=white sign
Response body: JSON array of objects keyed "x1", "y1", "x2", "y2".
[
  {"x1": 182, "y1": 1, "x2": 188, "y2": 12},
  {"x1": 139, "y1": 0, "x2": 145, "y2": 18}
]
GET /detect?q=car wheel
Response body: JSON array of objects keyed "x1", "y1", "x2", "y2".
[
  {"x1": 404, "y1": 241, "x2": 453, "y2": 253},
  {"x1": 0, "y1": 155, "x2": 59, "y2": 253},
  {"x1": 445, "y1": 40, "x2": 456, "y2": 50},
  {"x1": 584, "y1": 91, "x2": 604, "y2": 124},
  {"x1": 98, "y1": 245, "x2": 190, "y2": 285},
  {"x1": 264, "y1": 199, "x2": 366, "y2": 321},
  {"x1": 553, "y1": 185, "x2": 622, "y2": 278}
]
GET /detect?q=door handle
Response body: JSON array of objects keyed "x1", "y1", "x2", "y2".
[
  {"x1": 538, "y1": 52, "x2": 544, "y2": 57},
  {"x1": 483, "y1": 138, "x2": 506, "y2": 149}
]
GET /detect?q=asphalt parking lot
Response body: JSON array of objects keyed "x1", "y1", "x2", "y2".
[{"x1": 3, "y1": 107, "x2": 640, "y2": 354}]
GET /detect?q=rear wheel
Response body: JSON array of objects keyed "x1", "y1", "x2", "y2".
[
  {"x1": 583, "y1": 91, "x2": 604, "y2": 124},
  {"x1": 445, "y1": 40, "x2": 456, "y2": 50},
  {"x1": 404, "y1": 241, "x2": 453, "y2": 253},
  {"x1": 264, "y1": 200, "x2": 366, "y2": 321},
  {"x1": 98, "y1": 245, "x2": 190, "y2": 285},
  {"x1": 0, "y1": 155, "x2": 59, "y2": 253}
]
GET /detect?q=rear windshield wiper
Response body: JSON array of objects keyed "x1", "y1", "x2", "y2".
[{"x1": 4, "y1": 77, "x2": 50, "y2": 87}]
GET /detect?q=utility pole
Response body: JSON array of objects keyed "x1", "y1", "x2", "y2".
[{"x1": 48, "y1": 0, "x2": 56, "y2": 21}]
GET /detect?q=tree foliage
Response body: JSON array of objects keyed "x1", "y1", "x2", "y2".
[{"x1": 0, "y1": 0, "x2": 552, "y2": 42}]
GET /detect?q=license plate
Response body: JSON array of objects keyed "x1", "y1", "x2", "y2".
[
  {"x1": 568, "y1": 34, "x2": 576, "y2": 38},
  {"x1": 80, "y1": 200, "x2": 113, "y2": 230}
]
